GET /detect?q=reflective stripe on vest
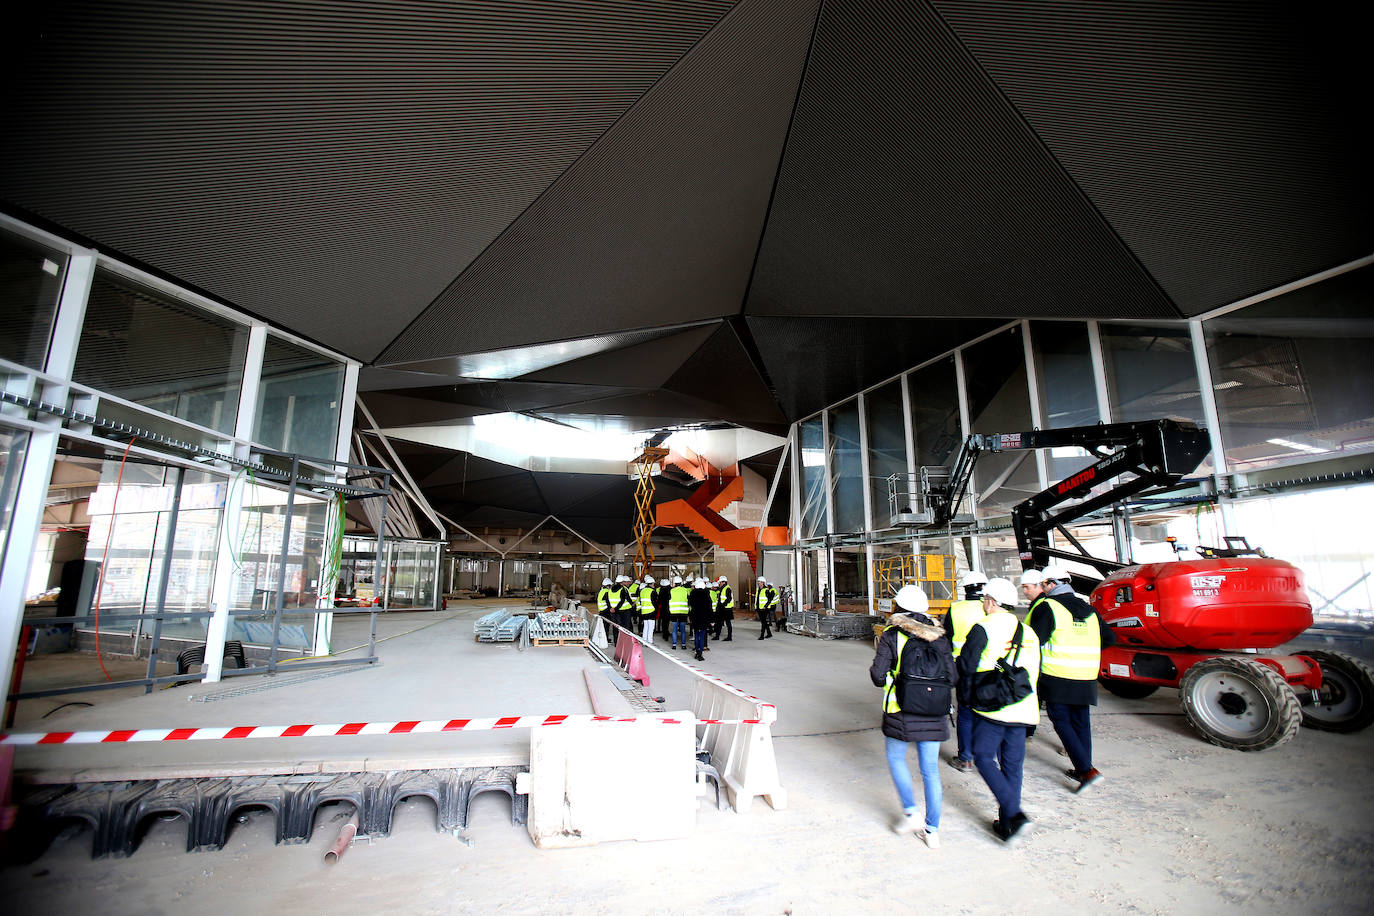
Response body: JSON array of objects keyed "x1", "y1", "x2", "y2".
[
  {"x1": 597, "y1": 588, "x2": 612, "y2": 613},
  {"x1": 947, "y1": 599, "x2": 985, "y2": 657},
  {"x1": 972, "y1": 614, "x2": 1041, "y2": 725},
  {"x1": 669, "y1": 586, "x2": 690, "y2": 616},
  {"x1": 718, "y1": 586, "x2": 734, "y2": 609},
  {"x1": 882, "y1": 629, "x2": 910, "y2": 714},
  {"x1": 1039, "y1": 598, "x2": 1101, "y2": 680},
  {"x1": 637, "y1": 586, "x2": 655, "y2": 615},
  {"x1": 759, "y1": 588, "x2": 778, "y2": 609}
]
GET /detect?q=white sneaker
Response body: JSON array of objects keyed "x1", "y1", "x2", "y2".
[
  {"x1": 893, "y1": 813, "x2": 920, "y2": 835},
  {"x1": 920, "y1": 828, "x2": 940, "y2": 849}
]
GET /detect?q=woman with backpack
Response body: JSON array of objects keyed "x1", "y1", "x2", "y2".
[{"x1": 868, "y1": 584, "x2": 956, "y2": 848}]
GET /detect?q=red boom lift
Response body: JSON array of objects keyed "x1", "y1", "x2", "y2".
[{"x1": 919, "y1": 418, "x2": 1374, "y2": 751}]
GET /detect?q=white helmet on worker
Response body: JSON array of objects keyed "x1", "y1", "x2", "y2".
[
  {"x1": 984, "y1": 577, "x2": 1018, "y2": 609},
  {"x1": 757, "y1": 576, "x2": 767, "y2": 584},
  {"x1": 958, "y1": 570, "x2": 988, "y2": 588},
  {"x1": 672, "y1": 575, "x2": 683, "y2": 585},
  {"x1": 893, "y1": 584, "x2": 929, "y2": 616},
  {"x1": 1019, "y1": 568, "x2": 1044, "y2": 586},
  {"x1": 716, "y1": 575, "x2": 727, "y2": 583},
  {"x1": 1041, "y1": 563, "x2": 1069, "y2": 583},
  {"x1": 602, "y1": 577, "x2": 612, "y2": 586},
  {"x1": 693, "y1": 577, "x2": 706, "y2": 588},
  {"x1": 644, "y1": 575, "x2": 655, "y2": 585}
]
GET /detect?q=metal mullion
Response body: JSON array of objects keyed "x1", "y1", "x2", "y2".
[
  {"x1": 144, "y1": 467, "x2": 185, "y2": 692},
  {"x1": 267, "y1": 454, "x2": 300, "y2": 673}
]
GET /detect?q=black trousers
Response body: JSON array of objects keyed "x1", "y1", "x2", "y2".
[
  {"x1": 756, "y1": 608, "x2": 772, "y2": 637},
  {"x1": 712, "y1": 610, "x2": 733, "y2": 639}
]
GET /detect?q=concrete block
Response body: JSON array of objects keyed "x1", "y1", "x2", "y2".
[{"x1": 525, "y1": 712, "x2": 696, "y2": 849}]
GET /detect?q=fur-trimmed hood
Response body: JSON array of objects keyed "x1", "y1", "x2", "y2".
[{"x1": 888, "y1": 612, "x2": 943, "y2": 642}]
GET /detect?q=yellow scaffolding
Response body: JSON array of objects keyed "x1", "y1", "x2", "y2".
[
  {"x1": 628, "y1": 447, "x2": 669, "y2": 579},
  {"x1": 873, "y1": 553, "x2": 957, "y2": 618}
]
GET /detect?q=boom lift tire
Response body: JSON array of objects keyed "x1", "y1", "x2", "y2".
[
  {"x1": 1300, "y1": 650, "x2": 1374, "y2": 733},
  {"x1": 1179, "y1": 656, "x2": 1301, "y2": 751},
  {"x1": 1099, "y1": 678, "x2": 1159, "y2": 700}
]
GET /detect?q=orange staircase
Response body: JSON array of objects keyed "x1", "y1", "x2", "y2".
[{"x1": 656, "y1": 447, "x2": 789, "y2": 571}]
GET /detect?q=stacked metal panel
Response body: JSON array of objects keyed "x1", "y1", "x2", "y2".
[
  {"x1": 527, "y1": 612, "x2": 589, "y2": 641},
  {"x1": 786, "y1": 611, "x2": 882, "y2": 639},
  {"x1": 474, "y1": 609, "x2": 513, "y2": 641},
  {"x1": 492, "y1": 615, "x2": 526, "y2": 642}
]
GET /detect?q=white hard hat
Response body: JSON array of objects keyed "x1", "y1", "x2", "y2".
[
  {"x1": 757, "y1": 576, "x2": 767, "y2": 584},
  {"x1": 959, "y1": 570, "x2": 989, "y2": 588},
  {"x1": 716, "y1": 575, "x2": 726, "y2": 583},
  {"x1": 1041, "y1": 563, "x2": 1069, "y2": 583},
  {"x1": 984, "y1": 577, "x2": 1018, "y2": 608},
  {"x1": 894, "y1": 584, "x2": 929, "y2": 615},
  {"x1": 602, "y1": 578, "x2": 612, "y2": 586},
  {"x1": 644, "y1": 575, "x2": 655, "y2": 585},
  {"x1": 1019, "y1": 568, "x2": 1044, "y2": 586},
  {"x1": 672, "y1": 575, "x2": 682, "y2": 584},
  {"x1": 693, "y1": 578, "x2": 706, "y2": 588}
]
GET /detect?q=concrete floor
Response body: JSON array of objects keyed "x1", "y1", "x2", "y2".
[{"x1": 3, "y1": 600, "x2": 1373, "y2": 915}]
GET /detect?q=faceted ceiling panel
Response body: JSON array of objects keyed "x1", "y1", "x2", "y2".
[
  {"x1": 746, "y1": 0, "x2": 1180, "y2": 323},
  {"x1": 933, "y1": 0, "x2": 1374, "y2": 316}
]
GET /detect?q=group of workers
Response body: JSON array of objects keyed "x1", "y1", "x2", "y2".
[
  {"x1": 871, "y1": 564, "x2": 1114, "y2": 848},
  {"x1": 595, "y1": 574, "x2": 784, "y2": 661}
]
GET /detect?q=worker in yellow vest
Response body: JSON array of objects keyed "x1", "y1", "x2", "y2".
[
  {"x1": 667, "y1": 576, "x2": 691, "y2": 650},
  {"x1": 637, "y1": 575, "x2": 658, "y2": 645},
  {"x1": 943, "y1": 570, "x2": 988, "y2": 773},
  {"x1": 596, "y1": 577, "x2": 614, "y2": 641},
  {"x1": 957, "y1": 577, "x2": 1041, "y2": 845},
  {"x1": 1027, "y1": 564, "x2": 1115, "y2": 793},
  {"x1": 712, "y1": 575, "x2": 734, "y2": 641},
  {"x1": 756, "y1": 577, "x2": 778, "y2": 640}
]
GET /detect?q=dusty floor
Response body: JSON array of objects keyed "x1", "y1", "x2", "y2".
[{"x1": 3, "y1": 601, "x2": 1373, "y2": 915}]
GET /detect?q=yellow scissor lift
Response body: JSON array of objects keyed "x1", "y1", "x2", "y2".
[{"x1": 873, "y1": 553, "x2": 957, "y2": 631}]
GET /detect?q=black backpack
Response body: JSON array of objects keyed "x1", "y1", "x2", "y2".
[
  {"x1": 894, "y1": 633, "x2": 953, "y2": 717},
  {"x1": 970, "y1": 622, "x2": 1034, "y2": 712}
]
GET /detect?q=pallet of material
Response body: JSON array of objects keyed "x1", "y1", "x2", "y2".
[{"x1": 529, "y1": 636, "x2": 588, "y2": 647}]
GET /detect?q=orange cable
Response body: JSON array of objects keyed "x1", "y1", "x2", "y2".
[{"x1": 90, "y1": 436, "x2": 138, "y2": 682}]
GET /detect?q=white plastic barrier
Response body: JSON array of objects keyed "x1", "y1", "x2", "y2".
[{"x1": 691, "y1": 677, "x2": 786, "y2": 813}]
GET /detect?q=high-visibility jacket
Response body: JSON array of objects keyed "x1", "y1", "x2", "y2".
[
  {"x1": 612, "y1": 584, "x2": 635, "y2": 612},
  {"x1": 637, "y1": 584, "x2": 656, "y2": 615},
  {"x1": 758, "y1": 587, "x2": 778, "y2": 609},
  {"x1": 970, "y1": 613, "x2": 1041, "y2": 725},
  {"x1": 947, "y1": 599, "x2": 985, "y2": 658},
  {"x1": 597, "y1": 587, "x2": 613, "y2": 613},
  {"x1": 717, "y1": 585, "x2": 734, "y2": 609},
  {"x1": 1039, "y1": 598, "x2": 1102, "y2": 680},
  {"x1": 669, "y1": 585, "x2": 691, "y2": 616}
]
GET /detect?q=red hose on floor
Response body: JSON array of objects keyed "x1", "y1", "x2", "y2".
[{"x1": 90, "y1": 437, "x2": 138, "y2": 682}]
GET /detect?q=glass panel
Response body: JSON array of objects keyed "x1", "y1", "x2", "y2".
[
  {"x1": 1029, "y1": 320, "x2": 1098, "y2": 482},
  {"x1": 961, "y1": 326, "x2": 1039, "y2": 520},
  {"x1": 75, "y1": 269, "x2": 248, "y2": 434},
  {"x1": 0, "y1": 227, "x2": 66, "y2": 370},
  {"x1": 766, "y1": 451, "x2": 792, "y2": 529},
  {"x1": 254, "y1": 336, "x2": 346, "y2": 460},
  {"x1": 143, "y1": 470, "x2": 225, "y2": 643},
  {"x1": 833, "y1": 545, "x2": 868, "y2": 611},
  {"x1": 828, "y1": 399, "x2": 864, "y2": 533},
  {"x1": 1100, "y1": 322, "x2": 1204, "y2": 425},
  {"x1": 799, "y1": 416, "x2": 826, "y2": 540},
  {"x1": 85, "y1": 456, "x2": 168, "y2": 621},
  {"x1": 1204, "y1": 265, "x2": 1374, "y2": 471},
  {"x1": 0, "y1": 426, "x2": 31, "y2": 565},
  {"x1": 975, "y1": 534, "x2": 1023, "y2": 590},
  {"x1": 865, "y1": 380, "x2": 908, "y2": 530},
  {"x1": 908, "y1": 356, "x2": 961, "y2": 469},
  {"x1": 227, "y1": 483, "x2": 328, "y2": 650}
]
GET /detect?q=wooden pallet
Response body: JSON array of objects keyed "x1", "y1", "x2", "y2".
[{"x1": 530, "y1": 636, "x2": 588, "y2": 647}]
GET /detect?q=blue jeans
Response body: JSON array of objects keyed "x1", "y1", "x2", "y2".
[
  {"x1": 693, "y1": 627, "x2": 707, "y2": 653},
  {"x1": 971, "y1": 716, "x2": 1027, "y2": 823},
  {"x1": 1046, "y1": 702, "x2": 1093, "y2": 773},
  {"x1": 884, "y1": 736, "x2": 942, "y2": 830},
  {"x1": 670, "y1": 619, "x2": 687, "y2": 646}
]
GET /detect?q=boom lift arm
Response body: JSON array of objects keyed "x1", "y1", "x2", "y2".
[{"x1": 927, "y1": 419, "x2": 1212, "y2": 579}]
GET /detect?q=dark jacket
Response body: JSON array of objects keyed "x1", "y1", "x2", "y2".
[
  {"x1": 1027, "y1": 586, "x2": 1116, "y2": 706},
  {"x1": 869, "y1": 612, "x2": 957, "y2": 743},
  {"x1": 688, "y1": 588, "x2": 714, "y2": 629}
]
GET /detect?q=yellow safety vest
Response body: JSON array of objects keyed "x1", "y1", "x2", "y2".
[
  {"x1": 718, "y1": 585, "x2": 734, "y2": 609},
  {"x1": 972, "y1": 613, "x2": 1041, "y2": 725},
  {"x1": 759, "y1": 587, "x2": 778, "y2": 609},
  {"x1": 637, "y1": 585, "x2": 656, "y2": 615},
  {"x1": 597, "y1": 587, "x2": 613, "y2": 613},
  {"x1": 882, "y1": 629, "x2": 912, "y2": 714},
  {"x1": 669, "y1": 586, "x2": 690, "y2": 616},
  {"x1": 1039, "y1": 598, "x2": 1102, "y2": 680},
  {"x1": 947, "y1": 599, "x2": 985, "y2": 657}
]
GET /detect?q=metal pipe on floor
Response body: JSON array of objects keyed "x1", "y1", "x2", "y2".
[{"x1": 324, "y1": 811, "x2": 359, "y2": 864}]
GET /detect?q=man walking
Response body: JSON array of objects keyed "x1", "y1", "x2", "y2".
[
  {"x1": 755, "y1": 577, "x2": 778, "y2": 640},
  {"x1": 958, "y1": 577, "x2": 1041, "y2": 845},
  {"x1": 944, "y1": 570, "x2": 987, "y2": 773},
  {"x1": 1027, "y1": 564, "x2": 1115, "y2": 792},
  {"x1": 713, "y1": 575, "x2": 734, "y2": 641},
  {"x1": 667, "y1": 575, "x2": 690, "y2": 650}
]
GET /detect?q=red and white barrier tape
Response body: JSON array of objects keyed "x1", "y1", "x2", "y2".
[
  {"x1": 605, "y1": 621, "x2": 776, "y2": 718},
  {"x1": 0, "y1": 714, "x2": 768, "y2": 746}
]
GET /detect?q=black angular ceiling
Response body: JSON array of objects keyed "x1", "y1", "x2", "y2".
[{"x1": 4, "y1": 0, "x2": 1367, "y2": 535}]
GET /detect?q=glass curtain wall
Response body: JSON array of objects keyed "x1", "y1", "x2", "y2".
[
  {"x1": 1028, "y1": 320, "x2": 1099, "y2": 481},
  {"x1": 799, "y1": 416, "x2": 826, "y2": 540},
  {"x1": 1203, "y1": 264, "x2": 1374, "y2": 471},
  {"x1": 908, "y1": 356, "x2": 962, "y2": 470},
  {"x1": 0, "y1": 227, "x2": 66, "y2": 369},
  {"x1": 228, "y1": 483, "x2": 330, "y2": 650},
  {"x1": 0, "y1": 427, "x2": 30, "y2": 564},
  {"x1": 828, "y1": 399, "x2": 864, "y2": 533},
  {"x1": 961, "y1": 326, "x2": 1039, "y2": 520},
  {"x1": 865, "y1": 380, "x2": 908, "y2": 530},
  {"x1": 254, "y1": 336, "x2": 346, "y2": 461},
  {"x1": 74, "y1": 268, "x2": 249, "y2": 436}
]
